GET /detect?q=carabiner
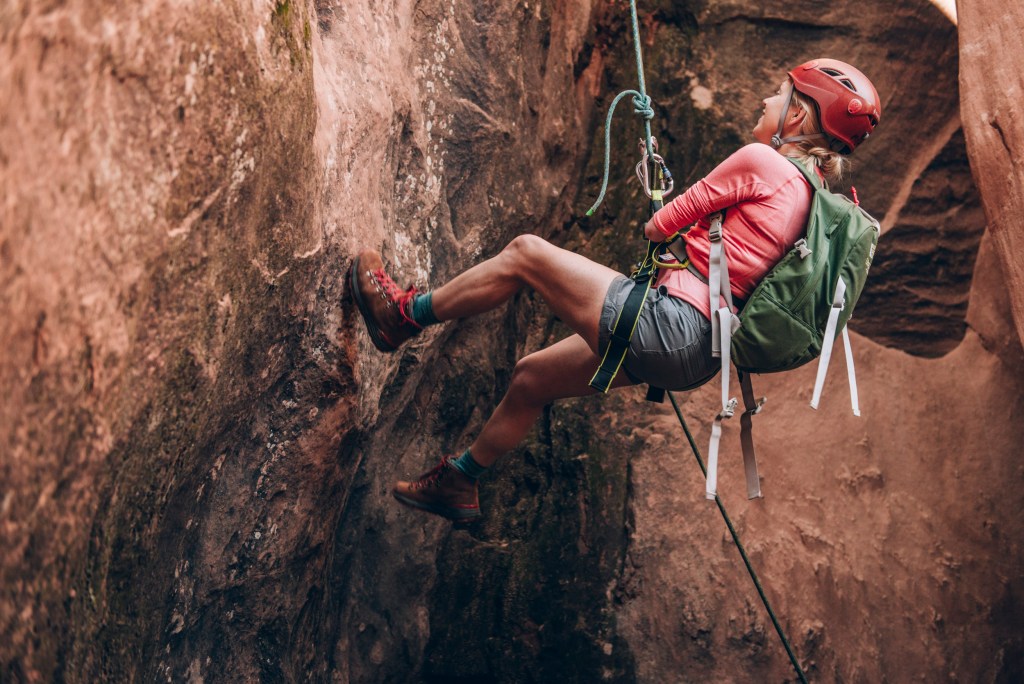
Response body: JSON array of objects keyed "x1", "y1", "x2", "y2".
[{"x1": 634, "y1": 137, "x2": 675, "y2": 200}]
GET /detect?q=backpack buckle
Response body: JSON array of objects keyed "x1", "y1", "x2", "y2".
[
  {"x1": 744, "y1": 396, "x2": 767, "y2": 416},
  {"x1": 718, "y1": 397, "x2": 738, "y2": 419},
  {"x1": 794, "y1": 238, "x2": 812, "y2": 259},
  {"x1": 708, "y1": 212, "x2": 724, "y2": 242}
]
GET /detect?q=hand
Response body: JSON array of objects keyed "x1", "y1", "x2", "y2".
[{"x1": 644, "y1": 220, "x2": 666, "y2": 243}]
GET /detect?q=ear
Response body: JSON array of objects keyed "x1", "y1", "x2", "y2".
[{"x1": 790, "y1": 108, "x2": 807, "y2": 124}]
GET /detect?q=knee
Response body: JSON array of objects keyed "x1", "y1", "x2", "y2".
[
  {"x1": 507, "y1": 352, "x2": 550, "y2": 405},
  {"x1": 503, "y1": 234, "x2": 550, "y2": 265}
]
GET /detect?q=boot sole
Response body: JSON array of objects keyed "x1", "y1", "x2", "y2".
[
  {"x1": 349, "y1": 255, "x2": 398, "y2": 353},
  {"x1": 392, "y1": 490, "x2": 482, "y2": 521}
]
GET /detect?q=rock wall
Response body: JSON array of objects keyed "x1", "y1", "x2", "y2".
[
  {"x1": 1, "y1": 0, "x2": 600, "y2": 681},
  {"x1": 2, "y1": 1, "x2": 325, "y2": 680},
  {"x1": 1, "y1": 0, "x2": 1020, "y2": 682},
  {"x1": 958, "y1": 0, "x2": 1024, "y2": 350}
]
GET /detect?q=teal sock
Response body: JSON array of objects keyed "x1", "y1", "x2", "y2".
[
  {"x1": 410, "y1": 292, "x2": 441, "y2": 327},
  {"x1": 450, "y1": 448, "x2": 487, "y2": 480}
]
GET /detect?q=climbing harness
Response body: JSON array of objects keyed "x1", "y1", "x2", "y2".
[
  {"x1": 589, "y1": 233, "x2": 659, "y2": 392},
  {"x1": 589, "y1": 138, "x2": 674, "y2": 393},
  {"x1": 581, "y1": 3, "x2": 810, "y2": 681},
  {"x1": 585, "y1": 0, "x2": 676, "y2": 394}
]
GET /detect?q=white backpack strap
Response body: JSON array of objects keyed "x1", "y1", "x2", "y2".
[
  {"x1": 738, "y1": 373, "x2": 766, "y2": 499},
  {"x1": 708, "y1": 212, "x2": 739, "y2": 388},
  {"x1": 842, "y1": 325, "x2": 861, "y2": 416},
  {"x1": 706, "y1": 395, "x2": 736, "y2": 500},
  {"x1": 706, "y1": 211, "x2": 741, "y2": 500},
  {"x1": 810, "y1": 276, "x2": 847, "y2": 410},
  {"x1": 706, "y1": 302, "x2": 740, "y2": 500},
  {"x1": 707, "y1": 212, "x2": 727, "y2": 357}
]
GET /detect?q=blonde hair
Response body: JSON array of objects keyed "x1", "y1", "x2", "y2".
[{"x1": 788, "y1": 89, "x2": 849, "y2": 187}]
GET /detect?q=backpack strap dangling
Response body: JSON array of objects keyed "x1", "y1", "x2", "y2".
[
  {"x1": 705, "y1": 211, "x2": 743, "y2": 500},
  {"x1": 809, "y1": 275, "x2": 861, "y2": 415},
  {"x1": 842, "y1": 325, "x2": 861, "y2": 416},
  {"x1": 738, "y1": 372, "x2": 766, "y2": 499},
  {"x1": 705, "y1": 394, "x2": 736, "y2": 500},
  {"x1": 811, "y1": 276, "x2": 847, "y2": 410}
]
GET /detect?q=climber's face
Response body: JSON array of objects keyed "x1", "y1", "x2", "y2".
[{"x1": 753, "y1": 79, "x2": 791, "y2": 145}]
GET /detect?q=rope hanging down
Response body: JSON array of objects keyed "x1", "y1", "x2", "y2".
[
  {"x1": 668, "y1": 392, "x2": 810, "y2": 684},
  {"x1": 580, "y1": 3, "x2": 810, "y2": 680},
  {"x1": 585, "y1": 0, "x2": 656, "y2": 216}
]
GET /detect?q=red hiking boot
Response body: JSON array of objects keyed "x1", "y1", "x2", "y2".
[
  {"x1": 349, "y1": 250, "x2": 423, "y2": 352},
  {"x1": 392, "y1": 456, "x2": 481, "y2": 521}
]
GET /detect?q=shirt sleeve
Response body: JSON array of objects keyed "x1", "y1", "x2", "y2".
[{"x1": 651, "y1": 143, "x2": 778, "y2": 237}]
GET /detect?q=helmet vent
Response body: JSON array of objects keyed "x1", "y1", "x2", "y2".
[{"x1": 819, "y1": 67, "x2": 857, "y2": 93}]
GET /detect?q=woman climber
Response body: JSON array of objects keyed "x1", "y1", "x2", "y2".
[{"x1": 350, "y1": 59, "x2": 881, "y2": 521}]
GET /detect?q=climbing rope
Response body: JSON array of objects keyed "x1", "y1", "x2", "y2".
[
  {"x1": 585, "y1": 0, "x2": 659, "y2": 216},
  {"x1": 586, "y1": 89, "x2": 653, "y2": 216},
  {"x1": 668, "y1": 391, "x2": 810, "y2": 684},
  {"x1": 582, "y1": 7, "x2": 808, "y2": 677}
]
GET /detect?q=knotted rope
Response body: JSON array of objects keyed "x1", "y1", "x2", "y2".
[
  {"x1": 580, "y1": 5, "x2": 811, "y2": 679},
  {"x1": 585, "y1": 0, "x2": 656, "y2": 216}
]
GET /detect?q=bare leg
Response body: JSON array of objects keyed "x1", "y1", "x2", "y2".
[
  {"x1": 468, "y1": 334, "x2": 634, "y2": 467},
  {"x1": 430, "y1": 234, "x2": 623, "y2": 354}
]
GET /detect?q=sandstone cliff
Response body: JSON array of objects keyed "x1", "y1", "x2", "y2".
[{"x1": 1, "y1": 0, "x2": 1020, "y2": 682}]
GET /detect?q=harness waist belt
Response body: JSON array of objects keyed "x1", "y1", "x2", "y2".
[{"x1": 666, "y1": 240, "x2": 710, "y2": 285}]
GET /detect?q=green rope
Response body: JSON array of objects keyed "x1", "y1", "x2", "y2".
[
  {"x1": 627, "y1": 0, "x2": 654, "y2": 158},
  {"x1": 585, "y1": 0, "x2": 655, "y2": 217},
  {"x1": 667, "y1": 391, "x2": 810, "y2": 684},
  {"x1": 585, "y1": 3, "x2": 806, "y2": 679}
]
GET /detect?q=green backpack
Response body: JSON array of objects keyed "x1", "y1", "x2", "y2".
[
  {"x1": 703, "y1": 158, "x2": 880, "y2": 502},
  {"x1": 731, "y1": 159, "x2": 879, "y2": 372}
]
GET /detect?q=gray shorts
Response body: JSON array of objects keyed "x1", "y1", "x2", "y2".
[{"x1": 598, "y1": 276, "x2": 719, "y2": 391}]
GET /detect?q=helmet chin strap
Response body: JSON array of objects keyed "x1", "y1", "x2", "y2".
[{"x1": 770, "y1": 83, "x2": 828, "y2": 149}]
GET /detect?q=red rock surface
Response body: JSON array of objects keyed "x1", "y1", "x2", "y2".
[
  {"x1": 959, "y1": 0, "x2": 1024, "y2": 349},
  {"x1": 1, "y1": 0, "x2": 1020, "y2": 682}
]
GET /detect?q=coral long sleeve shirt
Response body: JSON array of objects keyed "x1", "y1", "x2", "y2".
[{"x1": 651, "y1": 143, "x2": 815, "y2": 320}]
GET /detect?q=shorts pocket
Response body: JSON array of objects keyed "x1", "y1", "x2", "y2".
[
  {"x1": 625, "y1": 296, "x2": 717, "y2": 389},
  {"x1": 635, "y1": 295, "x2": 702, "y2": 354}
]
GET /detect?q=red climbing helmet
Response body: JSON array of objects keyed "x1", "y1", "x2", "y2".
[{"x1": 788, "y1": 59, "x2": 881, "y2": 154}]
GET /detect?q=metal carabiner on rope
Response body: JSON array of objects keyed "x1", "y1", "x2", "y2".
[{"x1": 634, "y1": 137, "x2": 675, "y2": 201}]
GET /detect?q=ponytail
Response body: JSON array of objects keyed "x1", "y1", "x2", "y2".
[{"x1": 788, "y1": 90, "x2": 849, "y2": 187}]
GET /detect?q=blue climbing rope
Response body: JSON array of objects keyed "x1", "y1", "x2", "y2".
[
  {"x1": 627, "y1": 0, "x2": 655, "y2": 158},
  {"x1": 583, "y1": 3, "x2": 811, "y2": 680},
  {"x1": 585, "y1": 0, "x2": 655, "y2": 216}
]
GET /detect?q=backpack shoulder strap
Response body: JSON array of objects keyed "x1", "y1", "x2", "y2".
[
  {"x1": 785, "y1": 156, "x2": 826, "y2": 191},
  {"x1": 705, "y1": 209, "x2": 745, "y2": 500}
]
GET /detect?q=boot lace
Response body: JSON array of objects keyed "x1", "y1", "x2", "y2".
[
  {"x1": 412, "y1": 456, "x2": 455, "y2": 491},
  {"x1": 371, "y1": 268, "x2": 422, "y2": 329}
]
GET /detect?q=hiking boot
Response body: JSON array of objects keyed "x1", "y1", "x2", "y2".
[
  {"x1": 392, "y1": 456, "x2": 481, "y2": 521},
  {"x1": 349, "y1": 250, "x2": 423, "y2": 352}
]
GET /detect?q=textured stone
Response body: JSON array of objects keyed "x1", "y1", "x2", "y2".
[
  {"x1": 855, "y1": 128, "x2": 985, "y2": 357},
  {"x1": 959, "y1": 0, "x2": 1024, "y2": 349},
  {"x1": 1, "y1": 0, "x2": 1021, "y2": 682}
]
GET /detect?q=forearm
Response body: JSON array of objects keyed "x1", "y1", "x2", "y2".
[
  {"x1": 649, "y1": 144, "x2": 771, "y2": 237},
  {"x1": 644, "y1": 219, "x2": 667, "y2": 242}
]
